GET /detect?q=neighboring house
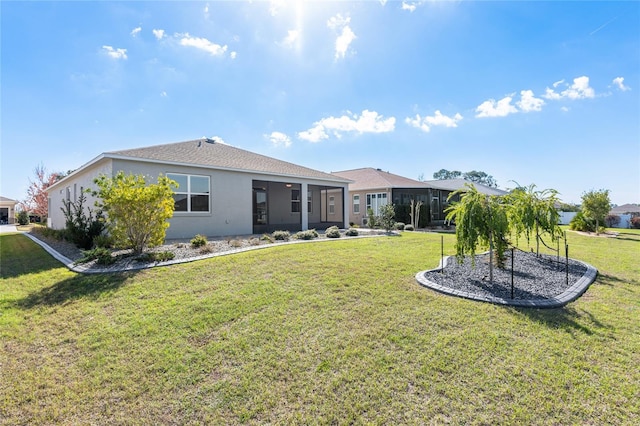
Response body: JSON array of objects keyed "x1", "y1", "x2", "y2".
[
  {"x1": 47, "y1": 138, "x2": 350, "y2": 239},
  {"x1": 331, "y1": 168, "x2": 507, "y2": 226},
  {"x1": 0, "y1": 196, "x2": 18, "y2": 224},
  {"x1": 608, "y1": 204, "x2": 640, "y2": 228}
]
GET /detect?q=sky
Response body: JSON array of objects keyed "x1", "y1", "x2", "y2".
[{"x1": 1, "y1": 0, "x2": 639, "y2": 206}]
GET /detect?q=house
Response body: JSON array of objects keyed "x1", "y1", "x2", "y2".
[
  {"x1": 608, "y1": 204, "x2": 640, "y2": 228},
  {"x1": 47, "y1": 138, "x2": 350, "y2": 239},
  {"x1": 0, "y1": 196, "x2": 18, "y2": 224},
  {"x1": 331, "y1": 168, "x2": 508, "y2": 227}
]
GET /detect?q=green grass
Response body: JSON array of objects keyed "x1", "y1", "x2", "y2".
[{"x1": 1, "y1": 229, "x2": 638, "y2": 424}]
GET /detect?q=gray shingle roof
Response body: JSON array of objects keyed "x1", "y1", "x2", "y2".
[
  {"x1": 331, "y1": 168, "x2": 430, "y2": 191},
  {"x1": 0, "y1": 196, "x2": 18, "y2": 203},
  {"x1": 107, "y1": 139, "x2": 348, "y2": 182}
]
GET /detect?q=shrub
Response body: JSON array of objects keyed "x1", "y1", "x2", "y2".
[
  {"x1": 137, "y1": 251, "x2": 175, "y2": 263},
  {"x1": 605, "y1": 214, "x2": 621, "y2": 228},
  {"x1": 367, "y1": 208, "x2": 377, "y2": 228},
  {"x1": 261, "y1": 233, "x2": 274, "y2": 243},
  {"x1": 345, "y1": 228, "x2": 359, "y2": 236},
  {"x1": 631, "y1": 216, "x2": 640, "y2": 229},
  {"x1": 325, "y1": 226, "x2": 341, "y2": 238},
  {"x1": 93, "y1": 234, "x2": 113, "y2": 248},
  {"x1": 33, "y1": 226, "x2": 66, "y2": 241},
  {"x1": 272, "y1": 230, "x2": 290, "y2": 241},
  {"x1": 76, "y1": 247, "x2": 115, "y2": 265},
  {"x1": 379, "y1": 204, "x2": 397, "y2": 232},
  {"x1": 404, "y1": 224, "x2": 415, "y2": 231},
  {"x1": 61, "y1": 193, "x2": 105, "y2": 250},
  {"x1": 569, "y1": 211, "x2": 596, "y2": 232},
  {"x1": 191, "y1": 234, "x2": 208, "y2": 248},
  {"x1": 229, "y1": 239, "x2": 243, "y2": 247},
  {"x1": 294, "y1": 229, "x2": 318, "y2": 240},
  {"x1": 394, "y1": 222, "x2": 405, "y2": 230},
  {"x1": 17, "y1": 211, "x2": 29, "y2": 226},
  {"x1": 249, "y1": 237, "x2": 261, "y2": 246},
  {"x1": 199, "y1": 245, "x2": 214, "y2": 254}
]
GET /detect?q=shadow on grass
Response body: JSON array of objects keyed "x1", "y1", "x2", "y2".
[
  {"x1": 595, "y1": 273, "x2": 630, "y2": 287},
  {"x1": 16, "y1": 272, "x2": 135, "y2": 308},
  {"x1": 0, "y1": 234, "x2": 63, "y2": 279},
  {"x1": 511, "y1": 304, "x2": 611, "y2": 337}
]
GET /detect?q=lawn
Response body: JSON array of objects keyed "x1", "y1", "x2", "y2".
[{"x1": 1, "y1": 229, "x2": 638, "y2": 424}]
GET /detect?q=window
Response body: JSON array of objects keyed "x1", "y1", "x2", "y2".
[
  {"x1": 329, "y1": 196, "x2": 335, "y2": 214},
  {"x1": 353, "y1": 194, "x2": 360, "y2": 214},
  {"x1": 307, "y1": 191, "x2": 312, "y2": 213},
  {"x1": 167, "y1": 173, "x2": 210, "y2": 212},
  {"x1": 291, "y1": 189, "x2": 301, "y2": 213},
  {"x1": 366, "y1": 192, "x2": 388, "y2": 215}
]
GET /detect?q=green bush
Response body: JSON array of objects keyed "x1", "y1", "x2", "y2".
[
  {"x1": 136, "y1": 251, "x2": 175, "y2": 263},
  {"x1": 61, "y1": 193, "x2": 105, "y2": 250},
  {"x1": 17, "y1": 211, "x2": 29, "y2": 226},
  {"x1": 93, "y1": 234, "x2": 113, "y2": 248},
  {"x1": 33, "y1": 226, "x2": 66, "y2": 241},
  {"x1": 394, "y1": 222, "x2": 405, "y2": 230},
  {"x1": 190, "y1": 234, "x2": 208, "y2": 248},
  {"x1": 367, "y1": 208, "x2": 377, "y2": 228},
  {"x1": 379, "y1": 204, "x2": 396, "y2": 232},
  {"x1": 404, "y1": 224, "x2": 415, "y2": 231},
  {"x1": 325, "y1": 226, "x2": 341, "y2": 238},
  {"x1": 630, "y1": 217, "x2": 640, "y2": 229},
  {"x1": 569, "y1": 212, "x2": 596, "y2": 232},
  {"x1": 261, "y1": 233, "x2": 275, "y2": 243},
  {"x1": 272, "y1": 230, "x2": 290, "y2": 241},
  {"x1": 345, "y1": 228, "x2": 359, "y2": 236},
  {"x1": 77, "y1": 247, "x2": 115, "y2": 265},
  {"x1": 294, "y1": 229, "x2": 318, "y2": 240}
]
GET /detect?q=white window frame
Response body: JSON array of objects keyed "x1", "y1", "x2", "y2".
[
  {"x1": 353, "y1": 194, "x2": 360, "y2": 214},
  {"x1": 167, "y1": 173, "x2": 210, "y2": 213},
  {"x1": 366, "y1": 192, "x2": 388, "y2": 215},
  {"x1": 329, "y1": 196, "x2": 335, "y2": 214}
]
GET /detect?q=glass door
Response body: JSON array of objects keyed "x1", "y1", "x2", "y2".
[{"x1": 253, "y1": 189, "x2": 268, "y2": 228}]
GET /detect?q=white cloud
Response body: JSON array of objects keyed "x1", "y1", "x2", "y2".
[
  {"x1": 230, "y1": 51, "x2": 237, "y2": 59},
  {"x1": 130, "y1": 27, "x2": 142, "y2": 37},
  {"x1": 516, "y1": 90, "x2": 545, "y2": 112},
  {"x1": 612, "y1": 76, "x2": 630, "y2": 91},
  {"x1": 406, "y1": 110, "x2": 463, "y2": 133},
  {"x1": 102, "y1": 45, "x2": 127, "y2": 60},
  {"x1": 298, "y1": 110, "x2": 395, "y2": 142},
  {"x1": 204, "y1": 3, "x2": 210, "y2": 19},
  {"x1": 402, "y1": 2, "x2": 417, "y2": 12},
  {"x1": 160, "y1": 91, "x2": 167, "y2": 97},
  {"x1": 543, "y1": 76, "x2": 595, "y2": 100},
  {"x1": 281, "y1": 30, "x2": 300, "y2": 48},
  {"x1": 152, "y1": 29, "x2": 165, "y2": 40},
  {"x1": 561, "y1": 106, "x2": 570, "y2": 112},
  {"x1": 179, "y1": 33, "x2": 227, "y2": 56},
  {"x1": 475, "y1": 96, "x2": 518, "y2": 118},
  {"x1": 379, "y1": 0, "x2": 388, "y2": 5},
  {"x1": 267, "y1": 131, "x2": 292, "y2": 148},
  {"x1": 327, "y1": 14, "x2": 356, "y2": 60}
]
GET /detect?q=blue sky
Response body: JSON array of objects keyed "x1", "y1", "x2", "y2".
[{"x1": 2, "y1": 1, "x2": 639, "y2": 205}]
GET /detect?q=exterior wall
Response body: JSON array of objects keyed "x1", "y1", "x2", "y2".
[
  {"x1": 48, "y1": 159, "x2": 113, "y2": 229},
  {"x1": 49, "y1": 157, "x2": 349, "y2": 240}
]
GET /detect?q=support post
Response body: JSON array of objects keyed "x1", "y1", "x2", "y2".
[
  {"x1": 565, "y1": 243, "x2": 569, "y2": 287},
  {"x1": 440, "y1": 235, "x2": 444, "y2": 274},
  {"x1": 511, "y1": 247, "x2": 515, "y2": 299}
]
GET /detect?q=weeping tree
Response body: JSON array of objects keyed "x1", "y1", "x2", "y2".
[
  {"x1": 507, "y1": 184, "x2": 562, "y2": 256},
  {"x1": 445, "y1": 184, "x2": 509, "y2": 282}
]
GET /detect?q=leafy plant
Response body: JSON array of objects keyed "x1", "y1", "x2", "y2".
[
  {"x1": 394, "y1": 222, "x2": 405, "y2": 230},
  {"x1": 136, "y1": 251, "x2": 175, "y2": 263},
  {"x1": 569, "y1": 211, "x2": 597, "y2": 232},
  {"x1": 93, "y1": 234, "x2": 113, "y2": 248},
  {"x1": 367, "y1": 208, "x2": 377, "y2": 229},
  {"x1": 191, "y1": 234, "x2": 208, "y2": 248},
  {"x1": 446, "y1": 184, "x2": 509, "y2": 273},
  {"x1": 345, "y1": 228, "x2": 359, "y2": 236},
  {"x1": 272, "y1": 230, "x2": 290, "y2": 241},
  {"x1": 581, "y1": 189, "x2": 611, "y2": 235},
  {"x1": 631, "y1": 216, "x2": 640, "y2": 229},
  {"x1": 404, "y1": 224, "x2": 415, "y2": 231},
  {"x1": 261, "y1": 233, "x2": 275, "y2": 243},
  {"x1": 76, "y1": 247, "x2": 115, "y2": 265},
  {"x1": 229, "y1": 239, "x2": 243, "y2": 247},
  {"x1": 93, "y1": 172, "x2": 177, "y2": 255},
  {"x1": 294, "y1": 229, "x2": 318, "y2": 240},
  {"x1": 61, "y1": 192, "x2": 105, "y2": 250},
  {"x1": 325, "y1": 226, "x2": 341, "y2": 238},
  {"x1": 17, "y1": 211, "x2": 29, "y2": 225},
  {"x1": 378, "y1": 204, "x2": 396, "y2": 233}
]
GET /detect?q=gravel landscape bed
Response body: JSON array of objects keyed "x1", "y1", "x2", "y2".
[{"x1": 422, "y1": 250, "x2": 588, "y2": 301}]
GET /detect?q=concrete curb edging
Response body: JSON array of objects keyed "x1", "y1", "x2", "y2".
[
  {"x1": 23, "y1": 231, "x2": 391, "y2": 274},
  {"x1": 415, "y1": 255, "x2": 598, "y2": 309}
]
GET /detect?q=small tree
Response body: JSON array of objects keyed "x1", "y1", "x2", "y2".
[
  {"x1": 16, "y1": 210, "x2": 29, "y2": 226},
  {"x1": 61, "y1": 192, "x2": 105, "y2": 249},
  {"x1": 378, "y1": 203, "x2": 396, "y2": 233},
  {"x1": 445, "y1": 184, "x2": 509, "y2": 282},
  {"x1": 93, "y1": 172, "x2": 177, "y2": 254},
  {"x1": 23, "y1": 164, "x2": 63, "y2": 220},
  {"x1": 507, "y1": 184, "x2": 562, "y2": 256},
  {"x1": 581, "y1": 189, "x2": 611, "y2": 234}
]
